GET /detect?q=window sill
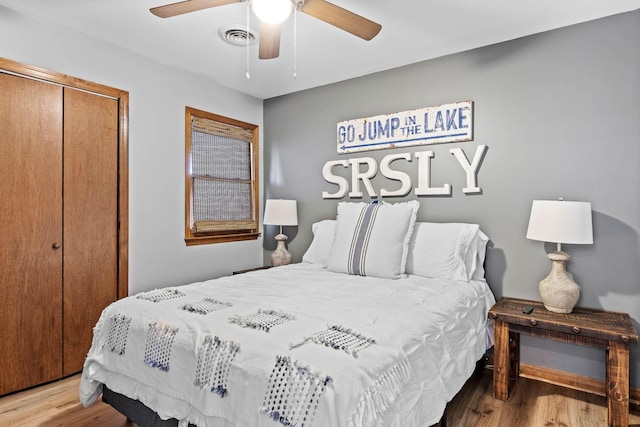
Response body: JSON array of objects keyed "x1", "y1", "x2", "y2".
[{"x1": 185, "y1": 232, "x2": 260, "y2": 246}]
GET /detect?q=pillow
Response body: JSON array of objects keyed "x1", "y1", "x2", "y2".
[
  {"x1": 471, "y1": 230, "x2": 490, "y2": 280},
  {"x1": 327, "y1": 200, "x2": 420, "y2": 279},
  {"x1": 405, "y1": 222, "x2": 480, "y2": 281},
  {"x1": 302, "y1": 220, "x2": 337, "y2": 266}
]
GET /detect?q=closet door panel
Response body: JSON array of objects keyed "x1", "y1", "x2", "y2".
[
  {"x1": 0, "y1": 73, "x2": 63, "y2": 395},
  {"x1": 62, "y1": 87, "x2": 118, "y2": 375}
]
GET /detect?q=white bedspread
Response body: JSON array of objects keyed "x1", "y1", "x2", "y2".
[{"x1": 80, "y1": 263, "x2": 495, "y2": 427}]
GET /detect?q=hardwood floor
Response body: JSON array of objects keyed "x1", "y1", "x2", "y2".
[
  {"x1": 0, "y1": 375, "x2": 131, "y2": 427},
  {"x1": 447, "y1": 370, "x2": 640, "y2": 427},
  {"x1": 1, "y1": 371, "x2": 638, "y2": 426}
]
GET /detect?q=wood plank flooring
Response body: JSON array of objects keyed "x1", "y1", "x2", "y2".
[
  {"x1": 1, "y1": 371, "x2": 639, "y2": 426},
  {"x1": 447, "y1": 370, "x2": 640, "y2": 427},
  {"x1": 0, "y1": 375, "x2": 131, "y2": 427}
]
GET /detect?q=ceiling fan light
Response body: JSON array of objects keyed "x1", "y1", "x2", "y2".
[{"x1": 251, "y1": 0, "x2": 293, "y2": 25}]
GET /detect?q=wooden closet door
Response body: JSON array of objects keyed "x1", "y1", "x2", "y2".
[
  {"x1": 0, "y1": 73, "x2": 63, "y2": 395},
  {"x1": 62, "y1": 87, "x2": 118, "y2": 375}
]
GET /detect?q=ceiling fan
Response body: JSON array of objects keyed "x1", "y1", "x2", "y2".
[{"x1": 150, "y1": 0, "x2": 382, "y2": 60}]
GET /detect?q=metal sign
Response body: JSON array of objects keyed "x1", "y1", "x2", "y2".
[{"x1": 336, "y1": 101, "x2": 473, "y2": 154}]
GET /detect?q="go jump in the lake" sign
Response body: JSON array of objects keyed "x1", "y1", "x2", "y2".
[{"x1": 337, "y1": 101, "x2": 473, "y2": 154}]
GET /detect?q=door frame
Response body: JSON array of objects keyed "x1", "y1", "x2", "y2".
[{"x1": 0, "y1": 56, "x2": 129, "y2": 299}]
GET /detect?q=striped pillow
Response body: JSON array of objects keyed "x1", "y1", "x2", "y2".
[{"x1": 327, "y1": 201, "x2": 420, "y2": 279}]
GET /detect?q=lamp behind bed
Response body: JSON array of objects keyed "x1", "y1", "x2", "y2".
[{"x1": 264, "y1": 199, "x2": 298, "y2": 266}]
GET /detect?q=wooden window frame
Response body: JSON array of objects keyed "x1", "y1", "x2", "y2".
[{"x1": 184, "y1": 106, "x2": 260, "y2": 246}]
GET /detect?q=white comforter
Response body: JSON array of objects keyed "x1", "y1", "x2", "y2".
[{"x1": 80, "y1": 263, "x2": 495, "y2": 427}]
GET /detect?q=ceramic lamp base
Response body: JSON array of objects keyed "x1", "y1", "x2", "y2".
[
  {"x1": 538, "y1": 251, "x2": 580, "y2": 313},
  {"x1": 271, "y1": 233, "x2": 291, "y2": 266}
]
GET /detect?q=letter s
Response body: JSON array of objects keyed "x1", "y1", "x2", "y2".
[
  {"x1": 322, "y1": 160, "x2": 349, "y2": 199},
  {"x1": 380, "y1": 153, "x2": 412, "y2": 197}
]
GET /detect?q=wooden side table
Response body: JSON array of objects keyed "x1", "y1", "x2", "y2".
[
  {"x1": 232, "y1": 266, "x2": 272, "y2": 275},
  {"x1": 488, "y1": 297, "x2": 638, "y2": 427}
]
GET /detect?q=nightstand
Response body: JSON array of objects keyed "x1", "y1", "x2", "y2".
[
  {"x1": 232, "y1": 266, "x2": 272, "y2": 275},
  {"x1": 488, "y1": 297, "x2": 638, "y2": 427}
]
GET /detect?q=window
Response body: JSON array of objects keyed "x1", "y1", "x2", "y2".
[{"x1": 185, "y1": 107, "x2": 259, "y2": 245}]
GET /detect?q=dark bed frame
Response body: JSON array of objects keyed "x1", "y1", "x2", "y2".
[
  {"x1": 100, "y1": 358, "x2": 487, "y2": 427},
  {"x1": 102, "y1": 386, "x2": 444, "y2": 426},
  {"x1": 103, "y1": 385, "x2": 448, "y2": 427},
  {"x1": 103, "y1": 386, "x2": 195, "y2": 427}
]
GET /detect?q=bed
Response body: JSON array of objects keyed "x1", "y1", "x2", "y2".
[{"x1": 80, "y1": 201, "x2": 496, "y2": 427}]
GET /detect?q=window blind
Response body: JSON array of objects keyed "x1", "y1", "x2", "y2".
[{"x1": 190, "y1": 117, "x2": 256, "y2": 233}]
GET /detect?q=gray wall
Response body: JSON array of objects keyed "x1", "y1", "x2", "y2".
[{"x1": 264, "y1": 11, "x2": 640, "y2": 387}]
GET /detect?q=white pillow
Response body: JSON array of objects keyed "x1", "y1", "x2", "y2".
[
  {"x1": 471, "y1": 230, "x2": 490, "y2": 280},
  {"x1": 405, "y1": 222, "x2": 480, "y2": 281},
  {"x1": 327, "y1": 200, "x2": 420, "y2": 279},
  {"x1": 302, "y1": 220, "x2": 337, "y2": 266}
]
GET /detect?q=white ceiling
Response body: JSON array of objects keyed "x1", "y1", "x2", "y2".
[{"x1": 2, "y1": 0, "x2": 639, "y2": 99}]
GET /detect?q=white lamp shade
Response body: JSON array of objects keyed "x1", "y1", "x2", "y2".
[
  {"x1": 264, "y1": 199, "x2": 298, "y2": 226},
  {"x1": 526, "y1": 200, "x2": 593, "y2": 244}
]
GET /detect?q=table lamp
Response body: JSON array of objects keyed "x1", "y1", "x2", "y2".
[
  {"x1": 263, "y1": 199, "x2": 298, "y2": 266},
  {"x1": 526, "y1": 199, "x2": 593, "y2": 313}
]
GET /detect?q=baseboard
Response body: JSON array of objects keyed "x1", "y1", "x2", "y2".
[
  {"x1": 484, "y1": 355, "x2": 639, "y2": 407},
  {"x1": 518, "y1": 362, "x2": 640, "y2": 407}
]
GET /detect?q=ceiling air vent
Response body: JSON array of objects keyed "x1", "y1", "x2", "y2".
[{"x1": 219, "y1": 24, "x2": 259, "y2": 47}]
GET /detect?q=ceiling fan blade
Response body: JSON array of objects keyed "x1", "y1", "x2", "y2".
[
  {"x1": 259, "y1": 22, "x2": 281, "y2": 60},
  {"x1": 300, "y1": 0, "x2": 381, "y2": 41},
  {"x1": 150, "y1": 0, "x2": 241, "y2": 18}
]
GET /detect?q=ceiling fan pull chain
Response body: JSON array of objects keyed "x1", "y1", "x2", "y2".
[
  {"x1": 293, "y1": 7, "x2": 297, "y2": 79},
  {"x1": 246, "y1": 1, "x2": 251, "y2": 79}
]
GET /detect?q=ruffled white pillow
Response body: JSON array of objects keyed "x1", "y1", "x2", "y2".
[
  {"x1": 405, "y1": 222, "x2": 487, "y2": 281},
  {"x1": 302, "y1": 220, "x2": 337, "y2": 266}
]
